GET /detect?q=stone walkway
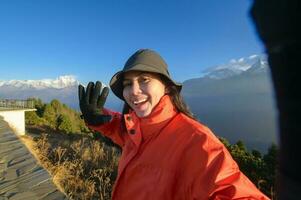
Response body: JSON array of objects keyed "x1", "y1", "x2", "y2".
[{"x1": 0, "y1": 117, "x2": 68, "y2": 200}]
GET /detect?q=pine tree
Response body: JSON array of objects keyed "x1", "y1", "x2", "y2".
[
  {"x1": 43, "y1": 104, "x2": 57, "y2": 128},
  {"x1": 57, "y1": 114, "x2": 73, "y2": 134}
]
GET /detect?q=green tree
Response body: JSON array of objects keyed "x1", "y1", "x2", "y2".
[
  {"x1": 25, "y1": 111, "x2": 45, "y2": 126},
  {"x1": 264, "y1": 143, "x2": 278, "y2": 174},
  {"x1": 236, "y1": 140, "x2": 247, "y2": 151},
  {"x1": 219, "y1": 137, "x2": 277, "y2": 198},
  {"x1": 57, "y1": 114, "x2": 73, "y2": 134},
  {"x1": 25, "y1": 98, "x2": 91, "y2": 135},
  {"x1": 262, "y1": 143, "x2": 278, "y2": 197},
  {"x1": 50, "y1": 99, "x2": 62, "y2": 113},
  {"x1": 227, "y1": 141, "x2": 266, "y2": 193},
  {"x1": 43, "y1": 104, "x2": 57, "y2": 128},
  {"x1": 252, "y1": 150, "x2": 262, "y2": 159},
  {"x1": 26, "y1": 98, "x2": 45, "y2": 117}
]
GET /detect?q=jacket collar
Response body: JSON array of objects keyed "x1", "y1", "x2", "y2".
[{"x1": 124, "y1": 95, "x2": 178, "y2": 145}]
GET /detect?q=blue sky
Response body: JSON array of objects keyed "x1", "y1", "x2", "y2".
[{"x1": 0, "y1": 0, "x2": 264, "y2": 85}]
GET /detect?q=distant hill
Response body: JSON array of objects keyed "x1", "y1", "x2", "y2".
[{"x1": 182, "y1": 54, "x2": 277, "y2": 152}]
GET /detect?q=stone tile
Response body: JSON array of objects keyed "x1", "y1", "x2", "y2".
[{"x1": 0, "y1": 119, "x2": 67, "y2": 200}]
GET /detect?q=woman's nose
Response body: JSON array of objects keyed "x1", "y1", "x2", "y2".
[{"x1": 130, "y1": 81, "x2": 142, "y2": 95}]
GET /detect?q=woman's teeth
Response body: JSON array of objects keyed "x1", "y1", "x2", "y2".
[{"x1": 133, "y1": 99, "x2": 147, "y2": 105}]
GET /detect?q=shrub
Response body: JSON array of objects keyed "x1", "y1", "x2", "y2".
[{"x1": 57, "y1": 114, "x2": 73, "y2": 134}]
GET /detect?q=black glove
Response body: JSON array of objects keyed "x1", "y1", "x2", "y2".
[{"x1": 78, "y1": 81, "x2": 112, "y2": 126}]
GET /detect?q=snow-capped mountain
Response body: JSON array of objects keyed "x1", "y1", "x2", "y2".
[
  {"x1": 0, "y1": 75, "x2": 79, "y2": 89},
  {"x1": 0, "y1": 75, "x2": 121, "y2": 110},
  {"x1": 0, "y1": 75, "x2": 79, "y2": 108},
  {"x1": 182, "y1": 54, "x2": 276, "y2": 152},
  {"x1": 200, "y1": 54, "x2": 268, "y2": 79}
]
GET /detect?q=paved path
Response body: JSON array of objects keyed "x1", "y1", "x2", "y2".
[{"x1": 0, "y1": 117, "x2": 67, "y2": 200}]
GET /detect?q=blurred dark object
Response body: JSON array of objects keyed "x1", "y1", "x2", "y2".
[{"x1": 251, "y1": 0, "x2": 300, "y2": 199}]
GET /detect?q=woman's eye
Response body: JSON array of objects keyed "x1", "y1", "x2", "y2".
[
  {"x1": 123, "y1": 82, "x2": 131, "y2": 87},
  {"x1": 141, "y1": 77, "x2": 150, "y2": 83}
]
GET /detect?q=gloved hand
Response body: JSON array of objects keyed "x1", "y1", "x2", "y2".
[{"x1": 78, "y1": 81, "x2": 112, "y2": 126}]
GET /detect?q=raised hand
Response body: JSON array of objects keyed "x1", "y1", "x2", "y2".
[{"x1": 78, "y1": 81, "x2": 112, "y2": 125}]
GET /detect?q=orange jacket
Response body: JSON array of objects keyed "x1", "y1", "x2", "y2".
[{"x1": 89, "y1": 95, "x2": 270, "y2": 200}]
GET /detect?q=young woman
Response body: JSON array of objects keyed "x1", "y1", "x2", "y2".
[{"x1": 78, "y1": 49, "x2": 269, "y2": 200}]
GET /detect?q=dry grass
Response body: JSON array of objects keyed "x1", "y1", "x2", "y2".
[{"x1": 21, "y1": 127, "x2": 120, "y2": 200}]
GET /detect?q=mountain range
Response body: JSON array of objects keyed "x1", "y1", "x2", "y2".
[
  {"x1": 0, "y1": 76, "x2": 80, "y2": 109},
  {"x1": 182, "y1": 54, "x2": 277, "y2": 152},
  {"x1": 0, "y1": 55, "x2": 277, "y2": 152}
]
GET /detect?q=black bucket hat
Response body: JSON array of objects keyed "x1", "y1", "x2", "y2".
[{"x1": 109, "y1": 49, "x2": 182, "y2": 100}]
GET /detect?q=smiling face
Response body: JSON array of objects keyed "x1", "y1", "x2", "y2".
[{"x1": 122, "y1": 71, "x2": 167, "y2": 118}]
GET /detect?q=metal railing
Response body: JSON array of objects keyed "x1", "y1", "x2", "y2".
[{"x1": 0, "y1": 99, "x2": 35, "y2": 109}]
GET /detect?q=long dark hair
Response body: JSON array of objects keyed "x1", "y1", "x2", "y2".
[{"x1": 121, "y1": 74, "x2": 197, "y2": 120}]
